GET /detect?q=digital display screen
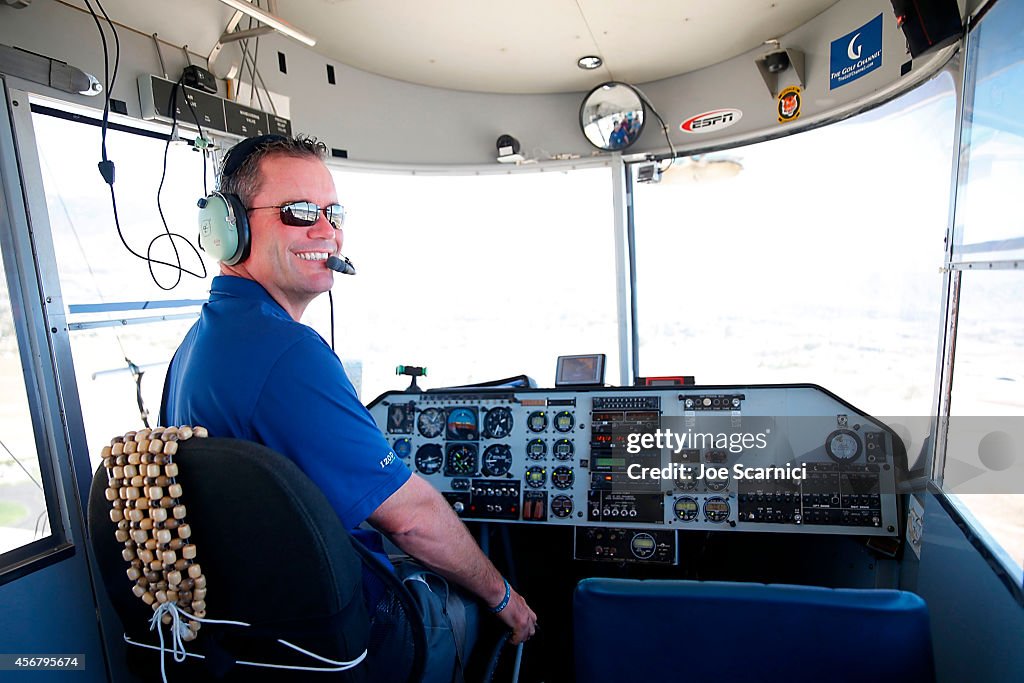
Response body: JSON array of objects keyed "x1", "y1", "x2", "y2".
[
  {"x1": 555, "y1": 354, "x2": 606, "y2": 386},
  {"x1": 386, "y1": 403, "x2": 415, "y2": 434}
]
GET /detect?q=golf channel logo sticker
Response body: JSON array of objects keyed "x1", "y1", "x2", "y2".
[
  {"x1": 680, "y1": 109, "x2": 743, "y2": 134},
  {"x1": 830, "y1": 13, "x2": 883, "y2": 90}
]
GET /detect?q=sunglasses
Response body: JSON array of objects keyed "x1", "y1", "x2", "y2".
[{"x1": 248, "y1": 201, "x2": 346, "y2": 230}]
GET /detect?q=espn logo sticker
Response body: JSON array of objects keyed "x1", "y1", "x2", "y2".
[{"x1": 680, "y1": 109, "x2": 743, "y2": 134}]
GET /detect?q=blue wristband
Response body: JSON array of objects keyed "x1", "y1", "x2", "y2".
[{"x1": 490, "y1": 578, "x2": 511, "y2": 614}]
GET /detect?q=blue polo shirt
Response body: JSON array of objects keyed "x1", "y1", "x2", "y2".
[{"x1": 162, "y1": 275, "x2": 411, "y2": 536}]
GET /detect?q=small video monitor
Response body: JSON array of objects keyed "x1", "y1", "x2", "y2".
[{"x1": 555, "y1": 354, "x2": 606, "y2": 387}]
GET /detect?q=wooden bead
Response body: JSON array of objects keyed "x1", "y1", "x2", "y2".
[
  {"x1": 141, "y1": 591, "x2": 155, "y2": 605},
  {"x1": 164, "y1": 518, "x2": 180, "y2": 530},
  {"x1": 104, "y1": 487, "x2": 118, "y2": 501},
  {"x1": 182, "y1": 544, "x2": 197, "y2": 560},
  {"x1": 178, "y1": 426, "x2": 193, "y2": 440},
  {"x1": 145, "y1": 571, "x2": 160, "y2": 583},
  {"x1": 126, "y1": 567, "x2": 141, "y2": 580},
  {"x1": 155, "y1": 529, "x2": 172, "y2": 545},
  {"x1": 137, "y1": 429, "x2": 151, "y2": 441},
  {"x1": 137, "y1": 439, "x2": 150, "y2": 454},
  {"x1": 125, "y1": 441, "x2": 138, "y2": 456},
  {"x1": 187, "y1": 564, "x2": 202, "y2": 579},
  {"x1": 112, "y1": 499, "x2": 124, "y2": 510},
  {"x1": 169, "y1": 538, "x2": 184, "y2": 551},
  {"x1": 167, "y1": 571, "x2": 181, "y2": 586},
  {"x1": 173, "y1": 505, "x2": 187, "y2": 520},
  {"x1": 179, "y1": 578, "x2": 194, "y2": 591},
  {"x1": 167, "y1": 589, "x2": 179, "y2": 603},
  {"x1": 150, "y1": 560, "x2": 163, "y2": 571},
  {"x1": 139, "y1": 518, "x2": 153, "y2": 531},
  {"x1": 162, "y1": 441, "x2": 178, "y2": 456},
  {"x1": 174, "y1": 558, "x2": 188, "y2": 571},
  {"x1": 148, "y1": 486, "x2": 163, "y2": 500},
  {"x1": 168, "y1": 484, "x2": 183, "y2": 498},
  {"x1": 149, "y1": 507, "x2": 167, "y2": 523},
  {"x1": 181, "y1": 630, "x2": 197, "y2": 643},
  {"x1": 109, "y1": 508, "x2": 124, "y2": 523},
  {"x1": 155, "y1": 590, "x2": 168, "y2": 604},
  {"x1": 117, "y1": 520, "x2": 129, "y2": 530},
  {"x1": 162, "y1": 550, "x2": 176, "y2": 564},
  {"x1": 191, "y1": 600, "x2": 206, "y2": 612},
  {"x1": 194, "y1": 426, "x2": 208, "y2": 438},
  {"x1": 147, "y1": 464, "x2": 161, "y2": 478},
  {"x1": 138, "y1": 549, "x2": 154, "y2": 564},
  {"x1": 132, "y1": 584, "x2": 145, "y2": 598},
  {"x1": 125, "y1": 431, "x2": 137, "y2": 441},
  {"x1": 178, "y1": 524, "x2": 191, "y2": 539},
  {"x1": 131, "y1": 529, "x2": 148, "y2": 544},
  {"x1": 178, "y1": 591, "x2": 192, "y2": 604},
  {"x1": 148, "y1": 439, "x2": 163, "y2": 455},
  {"x1": 193, "y1": 610, "x2": 206, "y2": 619},
  {"x1": 111, "y1": 442, "x2": 125, "y2": 456},
  {"x1": 153, "y1": 455, "x2": 165, "y2": 465},
  {"x1": 160, "y1": 496, "x2": 174, "y2": 509},
  {"x1": 193, "y1": 576, "x2": 206, "y2": 589},
  {"x1": 131, "y1": 475, "x2": 145, "y2": 488},
  {"x1": 115, "y1": 529, "x2": 129, "y2": 543},
  {"x1": 193, "y1": 587, "x2": 207, "y2": 601},
  {"x1": 122, "y1": 548, "x2": 136, "y2": 561},
  {"x1": 161, "y1": 613, "x2": 172, "y2": 625},
  {"x1": 115, "y1": 455, "x2": 127, "y2": 466},
  {"x1": 156, "y1": 475, "x2": 170, "y2": 486},
  {"x1": 165, "y1": 463, "x2": 179, "y2": 478},
  {"x1": 136, "y1": 497, "x2": 150, "y2": 510},
  {"x1": 101, "y1": 446, "x2": 113, "y2": 459},
  {"x1": 128, "y1": 509, "x2": 143, "y2": 522},
  {"x1": 103, "y1": 455, "x2": 114, "y2": 468},
  {"x1": 144, "y1": 538, "x2": 157, "y2": 551}
]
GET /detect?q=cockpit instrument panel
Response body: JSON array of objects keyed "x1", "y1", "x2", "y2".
[{"x1": 369, "y1": 385, "x2": 902, "y2": 539}]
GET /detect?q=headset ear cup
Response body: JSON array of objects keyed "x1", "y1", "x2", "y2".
[
  {"x1": 223, "y1": 193, "x2": 251, "y2": 265},
  {"x1": 197, "y1": 192, "x2": 250, "y2": 265}
]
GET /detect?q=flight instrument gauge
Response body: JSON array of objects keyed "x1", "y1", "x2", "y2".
[
  {"x1": 826, "y1": 429, "x2": 862, "y2": 463},
  {"x1": 703, "y1": 496, "x2": 731, "y2": 523},
  {"x1": 414, "y1": 444, "x2": 443, "y2": 475},
  {"x1": 483, "y1": 407, "x2": 513, "y2": 439},
  {"x1": 552, "y1": 466, "x2": 575, "y2": 489},
  {"x1": 673, "y1": 496, "x2": 699, "y2": 521},
  {"x1": 554, "y1": 411, "x2": 575, "y2": 433},
  {"x1": 482, "y1": 444, "x2": 513, "y2": 477},
  {"x1": 392, "y1": 438, "x2": 412, "y2": 459},
  {"x1": 553, "y1": 439, "x2": 574, "y2": 460},
  {"x1": 630, "y1": 532, "x2": 657, "y2": 560},
  {"x1": 527, "y1": 411, "x2": 547, "y2": 433},
  {"x1": 417, "y1": 408, "x2": 445, "y2": 438},
  {"x1": 527, "y1": 439, "x2": 547, "y2": 460},
  {"x1": 445, "y1": 444, "x2": 478, "y2": 476},
  {"x1": 551, "y1": 495, "x2": 574, "y2": 518},
  {"x1": 525, "y1": 466, "x2": 547, "y2": 489}
]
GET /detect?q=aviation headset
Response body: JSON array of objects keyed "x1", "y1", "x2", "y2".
[{"x1": 196, "y1": 134, "x2": 287, "y2": 266}]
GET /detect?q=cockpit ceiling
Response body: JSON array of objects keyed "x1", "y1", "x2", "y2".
[{"x1": 276, "y1": 0, "x2": 841, "y2": 94}]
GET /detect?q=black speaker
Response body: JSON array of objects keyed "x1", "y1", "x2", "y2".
[{"x1": 891, "y1": 0, "x2": 964, "y2": 58}]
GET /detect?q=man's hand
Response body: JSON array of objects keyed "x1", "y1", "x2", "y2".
[{"x1": 497, "y1": 588, "x2": 537, "y2": 645}]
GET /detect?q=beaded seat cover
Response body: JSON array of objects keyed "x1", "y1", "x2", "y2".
[{"x1": 100, "y1": 426, "x2": 209, "y2": 641}]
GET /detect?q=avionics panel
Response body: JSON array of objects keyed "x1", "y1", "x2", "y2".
[{"x1": 367, "y1": 385, "x2": 901, "y2": 538}]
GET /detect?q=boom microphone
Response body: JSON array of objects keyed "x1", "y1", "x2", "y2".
[{"x1": 325, "y1": 254, "x2": 357, "y2": 275}]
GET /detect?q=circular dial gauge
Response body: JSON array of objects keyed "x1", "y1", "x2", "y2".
[
  {"x1": 673, "y1": 496, "x2": 699, "y2": 521},
  {"x1": 553, "y1": 439, "x2": 575, "y2": 461},
  {"x1": 527, "y1": 411, "x2": 547, "y2": 433},
  {"x1": 414, "y1": 444, "x2": 442, "y2": 475},
  {"x1": 483, "y1": 407, "x2": 513, "y2": 439},
  {"x1": 393, "y1": 438, "x2": 412, "y2": 459},
  {"x1": 525, "y1": 466, "x2": 547, "y2": 489},
  {"x1": 826, "y1": 429, "x2": 862, "y2": 463},
  {"x1": 553, "y1": 411, "x2": 575, "y2": 433},
  {"x1": 445, "y1": 444, "x2": 478, "y2": 476},
  {"x1": 551, "y1": 495, "x2": 574, "y2": 518},
  {"x1": 630, "y1": 532, "x2": 657, "y2": 560},
  {"x1": 417, "y1": 408, "x2": 445, "y2": 438},
  {"x1": 526, "y1": 439, "x2": 547, "y2": 460},
  {"x1": 481, "y1": 444, "x2": 513, "y2": 477},
  {"x1": 703, "y1": 496, "x2": 731, "y2": 523},
  {"x1": 705, "y1": 477, "x2": 729, "y2": 492},
  {"x1": 551, "y1": 466, "x2": 575, "y2": 490}
]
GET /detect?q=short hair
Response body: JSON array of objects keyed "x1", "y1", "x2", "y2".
[{"x1": 219, "y1": 134, "x2": 328, "y2": 206}]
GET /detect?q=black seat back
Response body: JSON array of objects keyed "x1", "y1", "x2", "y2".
[{"x1": 88, "y1": 435, "x2": 424, "y2": 682}]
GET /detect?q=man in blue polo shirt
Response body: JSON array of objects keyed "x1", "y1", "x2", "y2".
[{"x1": 162, "y1": 135, "x2": 537, "y2": 676}]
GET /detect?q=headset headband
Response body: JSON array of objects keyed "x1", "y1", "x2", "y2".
[{"x1": 221, "y1": 134, "x2": 289, "y2": 179}]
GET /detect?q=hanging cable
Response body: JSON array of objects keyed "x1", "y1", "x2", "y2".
[
  {"x1": 632, "y1": 85, "x2": 677, "y2": 170},
  {"x1": 125, "y1": 357, "x2": 151, "y2": 428},
  {"x1": 327, "y1": 289, "x2": 336, "y2": 351},
  {"x1": 84, "y1": 1, "x2": 210, "y2": 291}
]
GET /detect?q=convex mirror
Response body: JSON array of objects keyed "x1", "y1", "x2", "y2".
[{"x1": 579, "y1": 82, "x2": 646, "y2": 151}]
